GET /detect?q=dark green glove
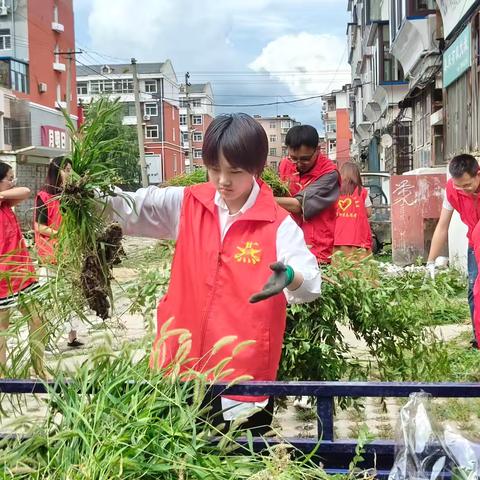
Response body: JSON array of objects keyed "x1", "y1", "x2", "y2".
[{"x1": 249, "y1": 262, "x2": 295, "y2": 304}]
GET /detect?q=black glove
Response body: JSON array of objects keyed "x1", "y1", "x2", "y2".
[{"x1": 249, "y1": 262, "x2": 294, "y2": 304}]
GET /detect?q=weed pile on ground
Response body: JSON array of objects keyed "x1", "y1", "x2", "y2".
[{"x1": 280, "y1": 255, "x2": 466, "y2": 383}]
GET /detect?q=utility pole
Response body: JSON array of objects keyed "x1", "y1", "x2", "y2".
[
  {"x1": 65, "y1": 48, "x2": 72, "y2": 116},
  {"x1": 58, "y1": 49, "x2": 82, "y2": 115},
  {"x1": 131, "y1": 58, "x2": 149, "y2": 187},
  {"x1": 184, "y1": 72, "x2": 194, "y2": 171}
]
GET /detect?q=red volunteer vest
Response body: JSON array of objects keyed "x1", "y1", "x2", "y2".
[
  {"x1": 34, "y1": 191, "x2": 62, "y2": 264},
  {"x1": 334, "y1": 187, "x2": 372, "y2": 249},
  {"x1": 0, "y1": 203, "x2": 36, "y2": 299},
  {"x1": 151, "y1": 181, "x2": 289, "y2": 402},
  {"x1": 471, "y1": 223, "x2": 480, "y2": 346},
  {"x1": 279, "y1": 154, "x2": 338, "y2": 263},
  {"x1": 445, "y1": 179, "x2": 480, "y2": 247}
]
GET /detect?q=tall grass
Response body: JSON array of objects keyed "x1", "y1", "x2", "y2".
[{"x1": 1, "y1": 339, "x2": 343, "y2": 479}]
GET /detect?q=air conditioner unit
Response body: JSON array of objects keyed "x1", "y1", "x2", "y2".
[
  {"x1": 0, "y1": 6, "x2": 8, "y2": 16},
  {"x1": 143, "y1": 114, "x2": 150, "y2": 121},
  {"x1": 38, "y1": 82, "x2": 48, "y2": 93}
]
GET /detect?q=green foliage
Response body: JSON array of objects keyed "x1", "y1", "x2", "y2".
[
  {"x1": 165, "y1": 166, "x2": 290, "y2": 196},
  {"x1": 0, "y1": 343, "x2": 353, "y2": 479},
  {"x1": 279, "y1": 257, "x2": 461, "y2": 383},
  {"x1": 82, "y1": 97, "x2": 141, "y2": 189},
  {"x1": 166, "y1": 168, "x2": 208, "y2": 186}
]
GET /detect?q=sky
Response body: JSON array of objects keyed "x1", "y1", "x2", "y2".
[{"x1": 73, "y1": 0, "x2": 350, "y2": 131}]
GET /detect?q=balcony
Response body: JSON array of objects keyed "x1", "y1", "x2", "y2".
[
  {"x1": 390, "y1": 14, "x2": 438, "y2": 78},
  {"x1": 364, "y1": 83, "x2": 408, "y2": 123},
  {"x1": 53, "y1": 62, "x2": 66, "y2": 72},
  {"x1": 51, "y1": 22, "x2": 64, "y2": 33},
  {"x1": 325, "y1": 131, "x2": 336, "y2": 140}
]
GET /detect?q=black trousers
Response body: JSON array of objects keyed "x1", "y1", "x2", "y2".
[{"x1": 201, "y1": 394, "x2": 275, "y2": 436}]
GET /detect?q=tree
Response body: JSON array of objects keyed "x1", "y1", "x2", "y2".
[{"x1": 82, "y1": 98, "x2": 141, "y2": 189}]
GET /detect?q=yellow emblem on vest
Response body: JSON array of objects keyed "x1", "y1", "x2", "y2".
[{"x1": 234, "y1": 241, "x2": 262, "y2": 264}]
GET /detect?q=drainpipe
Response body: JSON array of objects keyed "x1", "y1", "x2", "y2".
[{"x1": 160, "y1": 78, "x2": 165, "y2": 182}]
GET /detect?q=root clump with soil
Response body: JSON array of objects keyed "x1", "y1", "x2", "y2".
[{"x1": 80, "y1": 223, "x2": 125, "y2": 319}]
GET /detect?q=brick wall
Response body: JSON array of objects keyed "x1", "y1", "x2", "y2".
[{"x1": 15, "y1": 161, "x2": 48, "y2": 230}]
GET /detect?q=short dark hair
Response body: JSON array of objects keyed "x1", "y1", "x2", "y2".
[
  {"x1": 0, "y1": 161, "x2": 12, "y2": 181},
  {"x1": 285, "y1": 125, "x2": 319, "y2": 150},
  {"x1": 202, "y1": 113, "x2": 268, "y2": 174},
  {"x1": 449, "y1": 154, "x2": 479, "y2": 178},
  {"x1": 43, "y1": 156, "x2": 72, "y2": 195}
]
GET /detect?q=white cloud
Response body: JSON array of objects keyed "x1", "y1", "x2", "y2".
[{"x1": 249, "y1": 32, "x2": 351, "y2": 98}]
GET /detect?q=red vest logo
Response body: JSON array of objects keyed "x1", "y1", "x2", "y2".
[{"x1": 234, "y1": 241, "x2": 262, "y2": 264}]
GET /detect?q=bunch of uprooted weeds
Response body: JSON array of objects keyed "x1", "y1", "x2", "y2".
[{"x1": 57, "y1": 98, "x2": 130, "y2": 319}]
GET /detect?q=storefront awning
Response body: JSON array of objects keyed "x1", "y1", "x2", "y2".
[{"x1": 0, "y1": 145, "x2": 70, "y2": 163}]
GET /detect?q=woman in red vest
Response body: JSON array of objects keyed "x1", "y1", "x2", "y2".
[
  {"x1": 0, "y1": 161, "x2": 46, "y2": 378},
  {"x1": 34, "y1": 156, "x2": 83, "y2": 348},
  {"x1": 105, "y1": 114, "x2": 321, "y2": 434},
  {"x1": 333, "y1": 162, "x2": 372, "y2": 261}
]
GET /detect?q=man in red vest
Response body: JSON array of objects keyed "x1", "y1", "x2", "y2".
[
  {"x1": 277, "y1": 125, "x2": 340, "y2": 263},
  {"x1": 427, "y1": 154, "x2": 480, "y2": 348}
]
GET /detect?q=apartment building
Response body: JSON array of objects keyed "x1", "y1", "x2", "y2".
[
  {"x1": 179, "y1": 83, "x2": 214, "y2": 170},
  {"x1": 347, "y1": 0, "x2": 410, "y2": 174},
  {"x1": 0, "y1": 0, "x2": 77, "y2": 227},
  {"x1": 77, "y1": 61, "x2": 183, "y2": 183},
  {"x1": 254, "y1": 114, "x2": 299, "y2": 170},
  {"x1": 321, "y1": 85, "x2": 352, "y2": 167}
]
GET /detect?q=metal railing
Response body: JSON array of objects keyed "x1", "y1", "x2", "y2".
[{"x1": 2, "y1": 380, "x2": 480, "y2": 477}]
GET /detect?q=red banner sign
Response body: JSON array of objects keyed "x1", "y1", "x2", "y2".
[{"x1": 40, "y1": 125, "x2": 67, "y2": 150}]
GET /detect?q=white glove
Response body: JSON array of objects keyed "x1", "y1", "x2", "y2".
[{"x1": 426, "y1": 261, "x2": 436, "y2": 280}]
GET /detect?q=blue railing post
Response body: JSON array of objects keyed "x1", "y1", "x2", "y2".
[{"x1": 317, "y1": 396, "x2": 334, "y2": 441}]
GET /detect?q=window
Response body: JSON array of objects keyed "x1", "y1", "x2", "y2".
[
  {"x1": 4, "y1": 117, "x2": 12, "y2": 145},
  {"x1": 193, "y1": 132, "x2": 203, "y2": 142},
  {"x1": 146, "y1": 125, "x2": 159, "y2": 139},
  {"x1": 77, "y1": 82, "x2": 87, "y2": 95},
  {"x1": 269, "y1": 122, "x2": 276, "y2": 129},
  {"x1": 191, "y1": 99, "x2": 202, "y2": 107},
  {"x1": 179, "y1": 99, "x2": 188, "y2": 108},
  {"x1": 0, "y1": 29, "x2": 11, "y2": 50},
  {"x1": 1, "y1": 59, "x2": 29, "y2": 93},
  {"x1": 410, "y1": 0, "x2": 435, "y2": 14},
  {"x1": 144, "y1": 102, "x2": 158, "y2": 116},
  {"x1": 182, "y1": 132, "x2": 189, "y2": 143},
  {"x1": 90, "y1": 80, "x2": 101, "y2": 94},
  {"x1": 269, "y1": 135, "x2": 277, "y2": 142},
  {"x1": 192, "y1": 115, "x2": 202, "y2": 125},
  {"x1": 180, "y1": 114, "x2": 187, "y2": 126},
  {"x1": 145, "y1": 80, "x2": 157, "y2": 93},
  {"x1": 326, "y1": 122, "x2": 336, "y2": 133},
  {"x1": 379, "y1": 24, "x2": 404, "y2": 83},
  {"x1": 281, "y1": 120, "x2": 291, "y2": 129},
  {"x1": 103, "y1": 80, "x2": 113, "y2": 93},
  {"x1": 123, "y1": 102, "x2": 136, "y2": 117},
  {"x1": 329, "y1": 140, "x2": 336, "y2": 153},
  {"x1": 269, "y1": 147, "x2": 277, "y2": 156},
  {"x1": 194, "y1": 149, "x2": 202, "y2": 159}
]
